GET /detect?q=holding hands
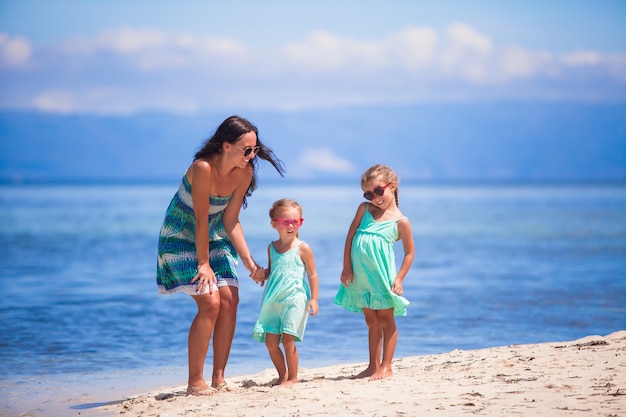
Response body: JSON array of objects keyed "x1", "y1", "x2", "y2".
[{"x1": 250, "y1": 266, "x2": 267, "y2": 285}]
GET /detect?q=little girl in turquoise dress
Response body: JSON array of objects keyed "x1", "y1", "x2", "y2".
[
  {"x1": 334, "y1": 164, "x2": 415, "y2": 381},
  {"x1": 253, "y1": 198, "x2": 319, "y2": 386}
]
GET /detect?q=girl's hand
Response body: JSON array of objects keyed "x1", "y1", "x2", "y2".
[
  {"x1": 340, "y1": 270, "x2": 354, "y2": 287},
  {"x1": 391, "y1": 278, "x2": 404, "y2": 295},
  {"x1": 308, "y1": 299, "x2": 319, "y2": 316},
  {"x1": 250, "y1": 266, "x2": 266, "y2": 285},
  {"x1": 191, "y1": 263, "x2": 217, "y2": 295}
]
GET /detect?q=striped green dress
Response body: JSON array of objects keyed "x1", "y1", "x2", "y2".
[{"x1": 157, "y1": 175, "x2": 238, "y2": 295}]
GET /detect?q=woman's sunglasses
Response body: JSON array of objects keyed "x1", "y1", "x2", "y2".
[
  {"x1": 241, "y1": 146, "x2": 260, "y2": 157},
  {"x1": 274, "y1": 217, "x2": 304, "y2": 228},
  {"x1": 363, "y1": 183, "x2": 392, "y2": 201}
]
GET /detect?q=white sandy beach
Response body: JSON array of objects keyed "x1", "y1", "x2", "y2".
[{"x1": 101, "y1": 331, "x2": 625, "y2": 417}]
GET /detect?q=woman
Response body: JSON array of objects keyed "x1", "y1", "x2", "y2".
[{"x1": 157, "y1": 115, "x2": 284, "y2": 395}]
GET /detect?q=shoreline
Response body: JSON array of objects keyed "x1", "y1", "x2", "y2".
[{"x1": 96, "y1": 330, "x2": 625, "y2": 417}]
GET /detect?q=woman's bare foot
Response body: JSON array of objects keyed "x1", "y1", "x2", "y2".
[
  {"x1": 369, "y1": 366, "x2": 393, "y2": 381},
  {"x1": 212, "y1": 381, "x2": 231, "y2": 392}
]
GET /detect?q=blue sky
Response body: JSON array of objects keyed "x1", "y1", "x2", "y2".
[{"x1": 1, "y1": 0, "x2": 624, "y2": 115}]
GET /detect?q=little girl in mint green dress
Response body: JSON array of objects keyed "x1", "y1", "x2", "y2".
[
  {"x1": 253, "y1": 198, "x2": 319, "y2": 386},
  {"x1": 334, "y1": 164, "x2": 415, "y2": 381}
]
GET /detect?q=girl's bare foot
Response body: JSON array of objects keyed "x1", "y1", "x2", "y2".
[
  {"x1": 275, "y1": 379, "x2": 297, "y2": 387},
  {"x1": 270, "y1": 376, "x2": 286, "y2": 386},
  {"x1": 352, "y1": 366, "x2": 378, "y2": 379},
  {"x1": 186, "y1": 383, "x2": 216, "y2": 396},
  {"x1": 369, "y1": 366, "x2": 393, "y2": 381}
]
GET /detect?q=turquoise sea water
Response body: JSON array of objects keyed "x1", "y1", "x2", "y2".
[{"x1": 1, "y1": 183, "x2": 624, "y2": 416}]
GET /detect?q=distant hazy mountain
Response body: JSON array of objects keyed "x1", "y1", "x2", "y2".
[{"x1": 1, "y1": 103, "x2": 624, "y2": 184}]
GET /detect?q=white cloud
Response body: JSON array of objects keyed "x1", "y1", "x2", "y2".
[
  {"x1": 61, "y1": 27, "x2": 249, "y2": 72},
  {"x1": 294, "y1": 147, "x2": 355, "y2": 176},
  {"x1": 386, "y1": 27, "x2": 438, "y2": 72},
  {"x1": 605, "y1": 54, "x2": 626, "y2": 83},
  {"x1": 97, "y1": 27, "x2": 170, "y2": 54},
  {"x1": 280, "y1": 27, "x2": 439, "y2": 77},
  {"x1": 1, "y1": 24, "x2": 625, "y2": 114},
  {"x1": 31, "y1": 87, "x2": 201, "y2": 114},
  {"x1": 0, "y1": 34, "x2": 32, "y2": 68},
  {"x1": 560, "y1": 51, "x2": 601, "y2": 66},
  {"x1": 498, "y1": 46, "x2": 550, "y2": 78},
  {"x1": 558, "y1": 51, "x2": 626, "y2": 82},
  {"x1": 446, "y1": 23, "x2": 493, "y2": 54},
  {"x1": 283, "y1": 30, "x2": 352, "y2": 72},
  {"x1": 439, "y1": 23, "x2": 494, "y2": 82},
  {"x1": 32, "y1": 90, "x2": 76, "y2": 113}
]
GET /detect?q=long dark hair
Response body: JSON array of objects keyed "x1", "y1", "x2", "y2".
[{"x1": 194, "y1": 115, "x2": 285, "y2": 208}]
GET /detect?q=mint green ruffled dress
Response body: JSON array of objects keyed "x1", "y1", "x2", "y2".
[
  {"x1": 253, "y1": 241, "x2": 311, "y2": 342},
  {"x1": 334, "y1": 206, "x2": 410, "y2": 316}
]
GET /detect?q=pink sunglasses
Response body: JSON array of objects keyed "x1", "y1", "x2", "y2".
[{"x1": 274, "y1": 217, "x2": 304, "y2": 228}]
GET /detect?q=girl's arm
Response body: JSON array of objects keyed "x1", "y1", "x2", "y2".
[
  {"x1": 189, "y1": 160, "x2": 215, "y2": 294},
  {"x1": 222, "y1": 166, "x2": 263, "y2": 282},
  {"x1": 264, "y1": 243, "x2": 272, "y2": 280},
  {"x1": 340, "y1": 203, "x2": 367, "y2": 287},
  {"x1": 392, "y1": 217, "x2": 415, "y2": 295},
  {"x1": 299, "y1": 242, "x2": 319, "y2": 316}
]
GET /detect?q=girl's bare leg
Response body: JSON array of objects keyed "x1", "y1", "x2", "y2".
[
  {"x1": 353, "y1": 308, "x2": 382, "y2": 379},
  {"x1": 370, "y1": 308, "x2": 396, "y2": 381},
  {"x1": 187, "y1": 293, "x2": 220, "y2": 395},
  {"x1": 211, "y1": 286, "x2": 239, "y2": 389},
  {"x1": 282, "y1": 334, "x2": 298, "y2": 386},
  {"x1": 265, "y1": 333, "x2": 286, "y2": 385}
]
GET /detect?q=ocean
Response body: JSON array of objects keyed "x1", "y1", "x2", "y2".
[{"x1": 1, "y1": 182, "x2": 624, "y2": 416}]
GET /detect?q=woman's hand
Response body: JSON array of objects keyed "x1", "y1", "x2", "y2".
[{"x1": 191, "y1": 263, "x2": 217, "y2": 294}]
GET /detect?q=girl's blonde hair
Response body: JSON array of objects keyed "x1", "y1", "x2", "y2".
[
  {"x1": 269, "y1": 198, "x2": 303, "y2": 237},
  {"x1": 361, "y1": 164, "x2": 400, "y2": 207},
  {"x1": 269, "y1": 198, "x2": 303, "y2": 219}
]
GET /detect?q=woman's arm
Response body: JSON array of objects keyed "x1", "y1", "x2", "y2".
[
  {"x1": 258, "y1": 243, "x2": 272, "y2": 287},
  {"x1": 189, "y1": 160, "x2": 215, "y2": 294},
  {"x1": 299, "y1": 242, "x2": 319, "y2": 315},
  {"x1": 222, "y1": 166, "x2": 262, "y2": 281}
]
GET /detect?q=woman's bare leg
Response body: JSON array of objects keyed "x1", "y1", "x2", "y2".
[
  {"x1": 211, "y1": 285, "x2": 238, "y2": 389},
  {"x1": 187, "y1": 292, "x2": 220, "y2": 395}
]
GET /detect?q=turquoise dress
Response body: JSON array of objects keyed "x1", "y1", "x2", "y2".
[
  {"x1": 334, "y1": 206, "x2": 410, "y2": 316},
  {"x1": 253, "y1": 241, "x2": 311, "y2": 342},
  {"x1": 156, "y1": 175, "x2": 238, "y2": 294}
]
